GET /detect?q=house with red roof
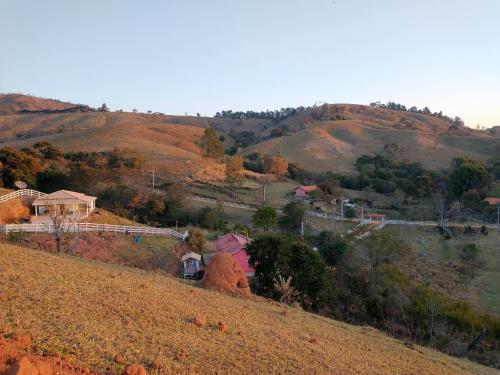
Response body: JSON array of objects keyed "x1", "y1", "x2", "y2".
[
  {"x1": 214, "y1": 233, "x2": 254, "y2": 276},
  {"x1": 294, "y1": 185, "x2": 318, "y2": 198},
  {"x1": 484, "y1": 197, "x2": 500, "y2": 206}
]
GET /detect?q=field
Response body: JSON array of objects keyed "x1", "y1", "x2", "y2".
[
  {"x1": 189, "y1": 179, "x2": 296, "y2": 207},
  {"x1": 388, "y1": 226, "x2": 500, "y2": 315},
  {"x1": 0, "y1": 243, "x2": 495, "y2": 375}
]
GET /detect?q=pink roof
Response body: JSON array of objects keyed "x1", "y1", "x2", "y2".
[
  {"x1": 294, "y1": 186, "x2": 318, "y2": 193},
  {"x1": 485, "y1": 197, "x2": 500, "y2": 205},
  {"x1": 366, "y1": 213, "x2": 385, "y2": 218},
  {"x1": 215, "y1": 233, "x2": 251, "y2": 254}
]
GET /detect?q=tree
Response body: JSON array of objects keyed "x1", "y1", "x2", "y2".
[
  {"x1": 449, "y1": 157, "x2": 491, "y2": 197},
  {"x1": 256, "y1": 174, "x2": 276, "y2": 203},
  {"x1": 45, "y1": 207, "x2": 78, "y2": 254},
  {"x1": 33, "y1": 142, "x2": 63, "y2": 160},
  {"x1": 200, "y1": 127, "x2": 224, "y2": 159},
  {"x1": 36, "y1": 168, "x2": 68, "y2": 193},
  {"x1": 187, "y1": 228, "x2": 206, "y2": 253},
  {"x1": 252, "y1": 206, "x2": 277, "y2": 231},
  {"x1": 263, "y1": 155, "x2": 288, "y2": 180},
  {"x1": 246, "y1": 233, "x2": 293, "y2": 295},
  {"x1": 225, "y1": 155, "x2": 244, "y2": 196},
  {"x1": 461, "y1": 244, "x2": 480, "y2": 262},
  {"x1": 99, "y1": 103, "x2": 109, "y2": 112},
  {"x1": 314, "y1": 231, "x2": 348, "y2": 267},
  {"x1": 246, "y1": 233, "x2": 329, "y2": 309},
  {"x1": 279, "y1": 201, "x2": 307, "y2": 232}
]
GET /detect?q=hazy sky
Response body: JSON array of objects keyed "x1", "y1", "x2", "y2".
[{"x1": 1, "y1": 0, "x2": 499, "y2": 127}]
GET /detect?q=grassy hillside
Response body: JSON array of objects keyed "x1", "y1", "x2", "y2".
[
  {"x1": 1, "y1": 96, "x2": 498, "y2": 176},
  {"x1": 0, "y1": 94, "x2": 77, "y2": 115},
  {"x1": 0, "y1": 243, "x2": 495, "y2": 375},
  {"x1": 390, "y1": 226, "x2": 500, "y2": 315},
  {"x1": 246, "y1": 104, "x2": 499, "y2": 173}
]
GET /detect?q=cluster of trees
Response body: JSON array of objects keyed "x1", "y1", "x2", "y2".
[
  {"x1": 246, "y1": 231, "x2": 500, "y2": 366},
  {"x1": 0, "y1": 143, "x2": 146, "y2": 193},
  {"x1": 369, "y1": 101, "x2": 465, "y2": 126},
  {"x1": 353, "y1": 154, "x2": 443, "y2": 198},
  {"x1": 214, "y1": 106, "x2": 310, "y2": 122}
]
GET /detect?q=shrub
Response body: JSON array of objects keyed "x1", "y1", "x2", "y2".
[{"x1": 460, "y1": 244, "x2": 481, "y2": 262}]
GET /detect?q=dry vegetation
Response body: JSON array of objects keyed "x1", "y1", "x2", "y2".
[
  {"x1": 0, "y1": 94, "x2": 76, "y2": 115},
  {"x1": 247, "y1": 104, "x2": 498, "y2": 173},
  {"x1": 0, "y1": 243, "x2": 495, "y2": 375},
  {"x1": 0, "y1": 197, "x2": 33, "y2": 224}
]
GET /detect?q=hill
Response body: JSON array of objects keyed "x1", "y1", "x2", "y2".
[
  {"x1": 242, "y1": 104, "x2": 499, "y2": 173},
  {"x1": 0, "y1": 95, "x2": 498, "y2": 176},
  {"x1": 0, "y1": 94, "x2": 78, "y2": 115},
  {"x1": 0, "y1": 243, "x2": 495, "y2": 375}
]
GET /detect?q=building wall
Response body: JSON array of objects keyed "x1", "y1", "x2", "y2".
[
  {"x1": 233, "y1": 249, "x2": 254, "y2": 275},
  {"x1": 294, "y1": 188, "x2": 307, "y2": 198}
]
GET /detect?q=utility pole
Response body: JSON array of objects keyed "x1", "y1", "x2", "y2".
[
  {"x1": 263, "y1": 184, "x2": 266, "y2": 204},
  {"x1": 151, "y1": 169, "x2": 156, "y2": 190},
  {"x1": 361, "y1": 200, "x2": 365, "y2": 224},
  {"x1": 331, "y1": 198, "x2": 335, "y2": 233},
  {"x1": 301, "y1": 220, "x2": 304, "y2": 237},
  {"x1": 497, "y1": 205, "x2": 500, "y2": 233},
  {"x1": 340, "y1": 199, "x2": 344, "y2": 221}
]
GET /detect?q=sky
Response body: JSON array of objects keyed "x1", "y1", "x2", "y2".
[{"x1": 1, "y1": 0, "x2": 499, "y2": 127}]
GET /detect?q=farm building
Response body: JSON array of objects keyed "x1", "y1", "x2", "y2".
[
  {"x1": 365, "y1": 213, "x2": 385, "y2": 222},
  {"x1": 214, "y1": 233, "x2": 254, "y2": 277},
  {"x1": 485, "y1": 197, "x2": 500, "y2": 206},
  {"x1": 32, "y1": 190, "x2": 97, "y2": 219},
  {"x1": 294, "y1": 185, "x2": 318, "y2": 198},
  {"x1": 181, "y1": 252, "x2": 202, "y2": 279}
]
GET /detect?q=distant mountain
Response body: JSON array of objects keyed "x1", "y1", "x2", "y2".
[{"x1": 0, "y1": 93, "x2": 83, "y2": 115}]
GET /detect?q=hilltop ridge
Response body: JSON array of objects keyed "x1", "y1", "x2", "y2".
[{"x1": 0, "y1": 94, "x2": 498, "y2": 175}]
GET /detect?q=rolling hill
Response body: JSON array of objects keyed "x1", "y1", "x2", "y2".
[
  {"x1": 0, "y1": 242, "x2": 496, "y2": 375},
  {"x1": 0, "y1": 95, "x2": 498, "y2": 176},
  {"x1": 243, "y1": 104, "x2": 499, "y2": 173},
  {"x1": 0, "y1": 94, "x2": 78, "y2": 115}
]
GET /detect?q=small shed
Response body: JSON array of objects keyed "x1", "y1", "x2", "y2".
[
  {"x1": 366, "y1": 213, "x2": 385, "y2": 222},
  {"x1": 294, "y1": 185, "x2": 318, "y2": 198},
  {"x1": 181, "y1": 252, "x2": 202, "y2": 279}
]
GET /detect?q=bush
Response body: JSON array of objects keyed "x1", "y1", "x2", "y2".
[
  {"x1": 344, "y1": 207, "x2": 356, "y2": 218},
  {"x1": 460, "y1": 244, "x2": 481, "y2": 262}
]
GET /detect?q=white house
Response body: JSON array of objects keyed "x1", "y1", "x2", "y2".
[{"x1": 32, "y1": 190, "x2": 97, "y2": 218}]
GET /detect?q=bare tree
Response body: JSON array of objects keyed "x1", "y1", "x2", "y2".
[
  {"x1": 45, "y1": 207, "x2": 78, "y2": 254},
  {"x1": 273, "y1": 275, "x2": 301, "y2": 305},
  {"x1": 257, "y1": 174, "x2": 276, "y2": 204}
]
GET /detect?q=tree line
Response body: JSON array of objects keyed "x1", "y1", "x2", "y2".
[{"x1": 369, "y1": 101, "x2": 465, "y2": 126}]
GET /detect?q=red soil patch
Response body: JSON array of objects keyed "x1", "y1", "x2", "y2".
[
  {"x1": 0, "y1": 198, "x2": 33, "y2": 224},
  {"x1": 28, "y1": 233, "x2": 126, "y2": 263},
  {"x1": 0, "y1": 334, "x2": 97, "y2": 375},
  {"x1": 200, "y1": 253, "x2": 251, "y2": 297}
]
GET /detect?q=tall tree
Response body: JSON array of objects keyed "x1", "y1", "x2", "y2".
[
  {"x1": 252, "y1": 206, "x2": 277, "y2": 231},
  {"x1": 264, "y1": 155, "x2": 288, "y2": 180},
  {"x1": 449, "y1": 157, "x2": 491, "y2": 197},
  {"x1": 279, "y1": 201, "x2": 307, "y2": 232},
  {"x1": 199, "y1": 127, "x2": 224, "y2": 159},
  {"x1": 225, "y1": 155, "x2": 244, "y2": 195}
]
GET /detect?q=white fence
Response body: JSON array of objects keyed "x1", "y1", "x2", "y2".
[
  {"x1": 1, "y1": 222, "x2": 187, "y2": 240},
  {"x1": 0, "y1": 189, "x2": 46, "y2": 204}
]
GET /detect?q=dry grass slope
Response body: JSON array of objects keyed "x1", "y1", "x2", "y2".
[{"x1": 0, "y1": 243, "x2": 495, "y2": 375}]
